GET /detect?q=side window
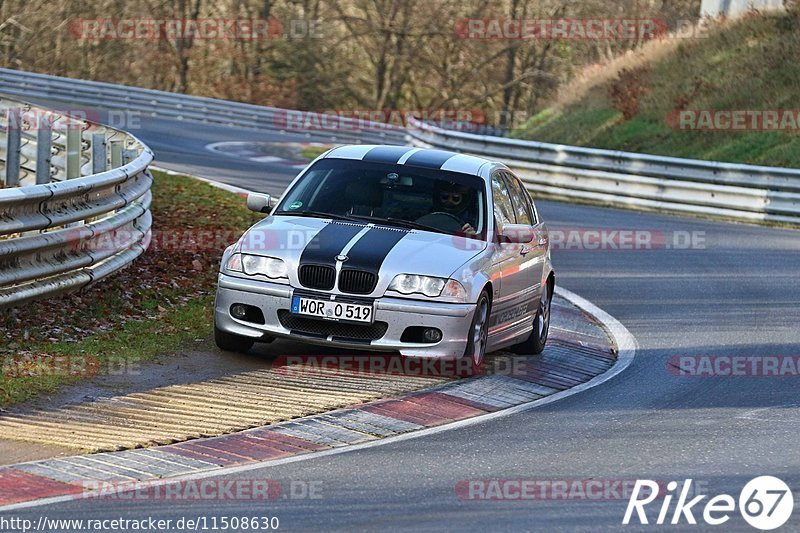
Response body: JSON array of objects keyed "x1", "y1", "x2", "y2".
[
  {"x1": 491, "y1": 173, "x2": 515, "y2": 228},
  {"x1": 524, "y1": 188, "x2": 539, "y2": 225},
  {"x1": 503, "y1": 172, "x2": 534, "y2": 225}
]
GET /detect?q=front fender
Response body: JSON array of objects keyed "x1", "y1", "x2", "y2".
[{"x1": 448, "y1": 249, "x2": 493, "y2": 304}]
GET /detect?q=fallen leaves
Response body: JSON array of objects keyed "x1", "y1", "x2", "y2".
[{"x1": 1, "y1": 173, "x2": 261, "y2": 355}]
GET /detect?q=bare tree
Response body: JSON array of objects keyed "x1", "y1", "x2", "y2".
[{"x1": 0, "y1": 0, "x2": 701, "y2": 124}]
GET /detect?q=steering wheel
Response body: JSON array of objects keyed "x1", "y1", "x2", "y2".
[{"x1": 416, "y1": 211, "x2": 464, "y2": 232}]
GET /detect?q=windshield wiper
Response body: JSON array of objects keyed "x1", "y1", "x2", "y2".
[
  {"x1": 277, "y1": 211, "x2": 450, "y2": 235},
  {"x1": 348, "y1": 215, "x2": 448, "y2": 235},
  {"x1": 274, "y1": 210, "x2": 363, "y2": 223}
]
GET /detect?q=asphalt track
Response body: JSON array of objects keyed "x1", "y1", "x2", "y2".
[{"x1": 4, "y1": 109, "x2": 800, "y2": 531}]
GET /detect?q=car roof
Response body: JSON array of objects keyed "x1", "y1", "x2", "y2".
[{"x1": 321, "y1": 145, "x2": 501, "y2": 178}]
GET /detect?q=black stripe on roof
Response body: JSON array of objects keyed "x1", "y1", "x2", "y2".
[
  {"x1": 362, "y1": 146, "x2": 416, "y2": 164},
  {"x1": 403, "y1": 149, "x2": 456, "y2": 169}
]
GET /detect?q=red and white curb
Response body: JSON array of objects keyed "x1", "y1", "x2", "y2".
[{"x1": 0, "y1": 287, "x2": 635, "y2": 511}]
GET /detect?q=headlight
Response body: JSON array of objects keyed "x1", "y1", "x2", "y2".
[
  {"x1": 241, "y1": 254, "x2": 288, "y2": 279},
  {"x1": 388, "y1": 274, "x2": 447, "y2": 297}
]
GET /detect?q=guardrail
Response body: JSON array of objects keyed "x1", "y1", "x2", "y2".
[
  {"x1": 0, "y1": 97, "x2": 153, "y2": 309},
  {"x1": 0, "y1": 68, "x2": 407, "y2": 146},
  {"x1": 407, "y1": 118, "x2": 800, "y2": 226}
]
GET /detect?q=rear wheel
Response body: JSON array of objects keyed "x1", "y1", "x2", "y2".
[
  {"x1": 512, "y1": 282, "x2": 552, "y2": 355},
  {"x1": 214, "y1": 324, "x2": 254, "y2": 353},
  {"x1": 464, "y1": 291, "x2": 490, "y2": 374}
]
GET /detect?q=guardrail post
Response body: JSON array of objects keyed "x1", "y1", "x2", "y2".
[
  {"x1": 110, "y1": 140, "x2": 123, "y2": 168},
  {"x1": 4, "y1": 108, "x2": 21, "y2": 187},
  {"x1": 36, "y1": 119, "x2": 52, "y2": 184},
  {"x1": 91, "y1": 133, "x2": 107, "y2": 174},
  {"x1": 65, "y1": 126, "x2": 81, "y2": 178},
  {"x1": 122, "y1": 148, "x2": 137, "y2": 165},
  {"x1": 0, "y1": 94, "x2": 155, "y2": 310}
]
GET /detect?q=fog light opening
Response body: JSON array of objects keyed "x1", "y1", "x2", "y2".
[
  {"x1": 401, "y1": 326, "x2": 443, "y2": 344},
  {"x1": 423, "y1": 328, "x2": 442, "y2": 343},
  {"x1": 229, "y1": 304, "x2": 266, "y2": 324},
  {"x1": 231, "y1": 304, "x2": 248, "y2": 319}
]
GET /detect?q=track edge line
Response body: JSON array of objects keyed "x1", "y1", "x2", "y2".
[{"x1": 0, "y1": 286, "x2": 637, "y2": 513}]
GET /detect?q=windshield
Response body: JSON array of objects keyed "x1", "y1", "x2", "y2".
[{"x1": 275, "y1": 159, "x2": 487, "y2": 237}]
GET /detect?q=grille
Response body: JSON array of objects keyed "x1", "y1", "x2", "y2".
[
  {"x1": 278, "y1": 310, "x2": 388, "y2": 341},
  {"x1": 299, "y1": 264, "x2": 335, "y2": 290},
  {"x1": 339, "y1": 269, "x2": 378, "y2": 294}
]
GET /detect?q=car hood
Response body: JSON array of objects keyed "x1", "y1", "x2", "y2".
[{"x1": 236, "y1": 215, "x2": 487, "y2": 283}]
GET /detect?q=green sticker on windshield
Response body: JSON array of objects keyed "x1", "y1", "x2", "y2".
[{"x1": 288, "y1": 201, "x2": 303, "y2": 210}]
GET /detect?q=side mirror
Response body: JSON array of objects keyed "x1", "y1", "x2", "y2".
[
  {"x1": 499, "y1": 223, "x2": 535, "y2": 244},
  {"x1": 246, "y1": 193, "x2": 272, "y2": 214}
]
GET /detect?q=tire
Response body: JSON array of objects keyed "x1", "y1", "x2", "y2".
[
  {"x1": 511, "y1": 281, "x2": 552, "y2": 355},
  {"x1": 214, "y1": 324, "x2": 254, "y2": 353},
  {"x1": 464, "y1": 290, "x2": 490, "y2": 374}
]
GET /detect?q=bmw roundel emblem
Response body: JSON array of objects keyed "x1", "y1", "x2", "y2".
[{"x1": 335, "y1": 254, "x2": 348, "y2": 262}]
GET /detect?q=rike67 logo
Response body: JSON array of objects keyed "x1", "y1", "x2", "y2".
[{"x1": 623, "y1": 477, "x2": 794, "y2": 530}]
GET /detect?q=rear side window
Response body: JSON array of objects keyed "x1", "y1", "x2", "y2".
[
  {"x1": 491, "y1": 173, "x2": 515, "y2": 227},
  {"x1": 524, "y1": 188, "x2": 539, "y2": 224},
  {"x1": 502, "y1": 172, "x2": 534, "y2": 225}
]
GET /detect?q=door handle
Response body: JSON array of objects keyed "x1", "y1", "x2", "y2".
[{"x1": 520, "y1": 246, "x2": 531, "y2": 256}]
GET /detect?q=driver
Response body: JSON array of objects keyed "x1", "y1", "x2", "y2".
[{"x1": 435, "y1": 181, "x2": 478, "y2": 236}]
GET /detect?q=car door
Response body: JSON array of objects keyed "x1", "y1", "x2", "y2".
[
  {"x1": 487, "y1": 170, "x2": 530, "y2": 335},
  {"x1": 502, "y1": 171, "x2": 546, "y2": 318}
]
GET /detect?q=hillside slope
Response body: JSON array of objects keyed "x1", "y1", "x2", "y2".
[{"x1": 514, "y1": 10, "x2": 800, "y2": 168}]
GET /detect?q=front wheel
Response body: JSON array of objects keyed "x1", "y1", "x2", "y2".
[
  {"x1": 214, "y1": 324, "x2": 254, "y2": 353},
  {"x1": 464, "y1": 291, "x2": 490, "y2": 374},
  {"x1": 511, "y1": 283, "x2": 551, "y2": 355}
]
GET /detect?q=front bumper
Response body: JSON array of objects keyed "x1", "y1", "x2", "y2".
[{"x1": 214, "y1": 273, "x2": 476, "y2": 357}]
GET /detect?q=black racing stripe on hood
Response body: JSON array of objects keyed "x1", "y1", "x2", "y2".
[
  {"x1": 361, "y1": 145, "x2": 416, "y2": 164},
  {"x1": 403, "y1": 149, "x2": 456, "y2": 169},
  {"x1": 299, "y1": 222, "x2": 365, "y2": 267},
  {"x1": 342, "y1": 226, "x2": 408, "y2": 274}
]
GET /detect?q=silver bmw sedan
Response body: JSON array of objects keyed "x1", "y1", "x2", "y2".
[{"x1": 214, "y1": 145, "x2": 554, "y2": 368}]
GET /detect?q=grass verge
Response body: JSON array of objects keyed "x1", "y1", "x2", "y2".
[
  {"x1": 513, "y1": 11, "x2": 800, "y2": 168},
  {"x1": 0, "y1": 170, "x2": 262, "y2": 408},
  {"x1": 300, "y1": 144, "x2": 332, "y2": 161}
]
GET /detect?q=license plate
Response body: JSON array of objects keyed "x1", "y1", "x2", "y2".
[{"x1": 291, "y1": 295, "x2": 373, "y2": 323}]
